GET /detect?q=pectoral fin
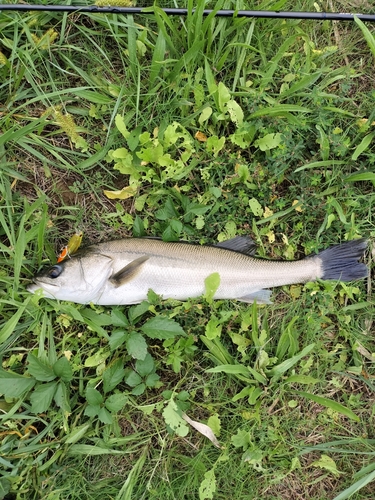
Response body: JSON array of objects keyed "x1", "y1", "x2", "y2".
[{"x1": 109, "y1": 255, "x2": 149, "y2": 287}]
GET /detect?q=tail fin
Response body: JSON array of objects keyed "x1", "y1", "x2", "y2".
[{"x1": 317, "y1": 239, "x2": 368, "y2": 281}]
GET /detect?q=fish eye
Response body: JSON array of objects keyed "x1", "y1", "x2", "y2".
[{"x1": 48, "y1": 265, "x2": 63, "y2": 279}]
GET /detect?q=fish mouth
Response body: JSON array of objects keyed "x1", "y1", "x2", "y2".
[{"x1": 27, "y1": 280, "x2": 59, "y2": 296}]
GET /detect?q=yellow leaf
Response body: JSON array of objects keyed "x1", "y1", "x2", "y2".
[
  {"x1": 195, "y1": 131, "x2": 208, "y2": 142},
  {"x1": 289, "y1": 285, "x2": 301, "y2": 299},
  {"x1": 281, "y1": 233, "x2": 289, "y2": 245},
  {"x1": 104, "y1": 186, "x2": 137, "y2": 200},
  {"x1": 263, "y1": 206, "x2": 274, "y2": 218},
  {"x1": 267, "y1": 230, "x2": 275, "y2": 243},
  {"x1": 292, "y1": 200, "x2": 303, "y2": 212}
]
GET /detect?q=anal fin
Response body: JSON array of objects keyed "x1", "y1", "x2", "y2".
[
  {"x1": 238, "y1": 289, "x2": 272, "y2": 304},
  {"x1": 109, "y1": 255, "x2": 149, "y2": 287}
]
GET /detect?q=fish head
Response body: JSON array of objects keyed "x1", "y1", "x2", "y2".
[{"x1": 27, "y1": 250, "x2": 113, "y2": 304}]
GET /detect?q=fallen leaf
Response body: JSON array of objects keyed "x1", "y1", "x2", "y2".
[
  {"x1": 195, "y1": 131, "x2": 208, "y2": 142},
  {"x1": 182, "y1": 413, "x2": 221, "y2": 448},
  {"x1": 104, "y1": 186, "x2": 137, "y2": 200},
  {"x1": 292, "y1": 199, "x2": 303, "y2": 212}
]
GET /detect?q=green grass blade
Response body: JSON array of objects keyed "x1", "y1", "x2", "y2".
[
  {"x1": 333, "y1": 469, "x2": 375, "y2": 500},
  {"x1": 345, "y1": 172, "x2": 375, "y2": 186},
  {"x1": 351, "y1": 132, "x2": 375, "y2": 160},
  {"x1": 249, "y1": 105, "x2": 311, "y2": 118},
  {"x1": 354, "y1": 16, "x2": 375, "y2": 59},
  {"x1": 268, "y1": 343, "x2": 315, "y2": 379},
  {"x1": 116, "y1": 447, "x2": 148, "y2": 500},
  {"x1": 0, "y1": 297, "x2": 30, "y2": 345},
  {"x1": 296, "y1": 392, "x2": 360, "y2": 422}
]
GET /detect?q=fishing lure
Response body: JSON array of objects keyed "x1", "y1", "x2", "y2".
[{"x1": 57, "y1": 231, "x2": 83, "y2": 263}]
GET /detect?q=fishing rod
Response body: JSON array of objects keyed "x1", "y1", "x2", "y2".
[{"x1": 0, "y1": 4, "x2": 375, "y2": 22}]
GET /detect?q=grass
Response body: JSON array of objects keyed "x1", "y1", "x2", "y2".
[{"x1": 0, "y1": 0, "x2": 375, "y2": 498}]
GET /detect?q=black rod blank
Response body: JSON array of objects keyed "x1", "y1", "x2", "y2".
[{"x1": 0, "y1": 5, "x2": 375, "y2": 22}]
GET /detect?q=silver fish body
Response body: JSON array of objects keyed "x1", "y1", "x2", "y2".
[{"x1": 27, "y1": 237, "x2": 368, "y2": 305}]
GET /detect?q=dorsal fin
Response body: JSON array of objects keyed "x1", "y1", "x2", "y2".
[{"x1": 215, "y1": 236, "x2": 256, "y2": 256}]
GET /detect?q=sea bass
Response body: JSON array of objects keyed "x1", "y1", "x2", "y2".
[{"x1": 27, "y1": 237, "x2": 368, "y2": 305}]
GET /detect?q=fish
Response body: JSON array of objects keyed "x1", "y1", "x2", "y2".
[{"x1": 27, "y1": 236, "x2": 368, "y2": 306}]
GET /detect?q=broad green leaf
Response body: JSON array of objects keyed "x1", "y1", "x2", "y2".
[
  {"x1": 206, "y1": 136, "x2": 225, "y2": 157},
  {"x1": 98, "y1": 407, "x2": 113, "y2": 425},
  {"x1": 86, "y1": 387, "x2": 103, "y2": 406},
  {"x1": 231, "y1": 429, "x2": 251, "y2": 449},
  {"x1": 296, "y1": 391, "x2": 360, "y2": 421},
  {"x1": 84, "y1": 348, "x2": 110, "y2": 368},
  {"x1": 249, "y1": 197, "x2": 263, "y2": 216},
  {"x1": 207, "y1": 414, "x2": 221, "y2": 436},
  {"x1": 131, "y1": 383, "x2": 146, "y2": 395},
  {"x1": 199, "y1": 468, "x2": 216, "y2": 500},
  {"x1": 125, "y1": 370, "x2": 142, "y2": 387},
  {"x1": 115, "y1": 114, "x2": 130, "y2": 139},
  {"x1": 27, "y1": 354, "x2": 56, "y2": 382},
  {"x1": 53, "y1": 357, "x2": 73, "y2": 382},
  {"x1": 58, "y1": 304, "x2": 85, "y2": 322},
  {"x1": 105, "y1": 393, "x2": 128, "y2": 412},
  {"x1": 0, "y1": 478, "x2": 10, "y2": 498},
  {"x1": 0, "y1": 368, "x2": 35, "y2": 398},
  {"x1": 198, "y1": 106, "x2": 212, "y2": 125},
  {"x1": 141, "y1": 316, "x2": 186, "y2": 340},
  {"x1": 205, "y1": 316, "x2": 222, "y2": 340},
  {"x1": 162, "y1": 398, "x2": 189, "y2": 437},
  {"x1": 126, "y1": 332, "x2": 148, "y2": 360},
  {"x1": 217, "y1": 82, "x2": 231, "y2": 112},
  {"x1": 54, "y1": 381, "x2": 71, "y2": 413},
  {"x1": 112, "y1": 147, "x2": 131, "y2": 159},
  {"x1": 109, "y1": 330, "x2": 127, "y2": 351},
  {"x1": 226, "y1": 100, "x2": 243, "y2": 126},
  {"x1": 110, "y1": 309, "x2": 128, "y2": 327},
  {"x1": 30, "y1": 382, "x2": 58, "y2": 413},
  {"x1": 204, "y1": 273, "x2": 221, "y2": 303},
  {"x1": 254, "y1": 133, "x2": 282, "y2": 151},
  {"x1": 145, "y1": 372, "x2": 160, "y2": 387},
  {"x1": 135, "y1": 353, "x2": 155, "y2": 377},
  {"x1": 84, "y1": 404, "x2": 100, "y2": 418},
  {"x1": 103, "y1": 360, "x2": 126, "y2": 393},
  {"x1": 128, "y1": 301, "x2": 150, "y2": 323},
  {"x1": 311, "y1": 454, "x2": 342, "y2": 476}
]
